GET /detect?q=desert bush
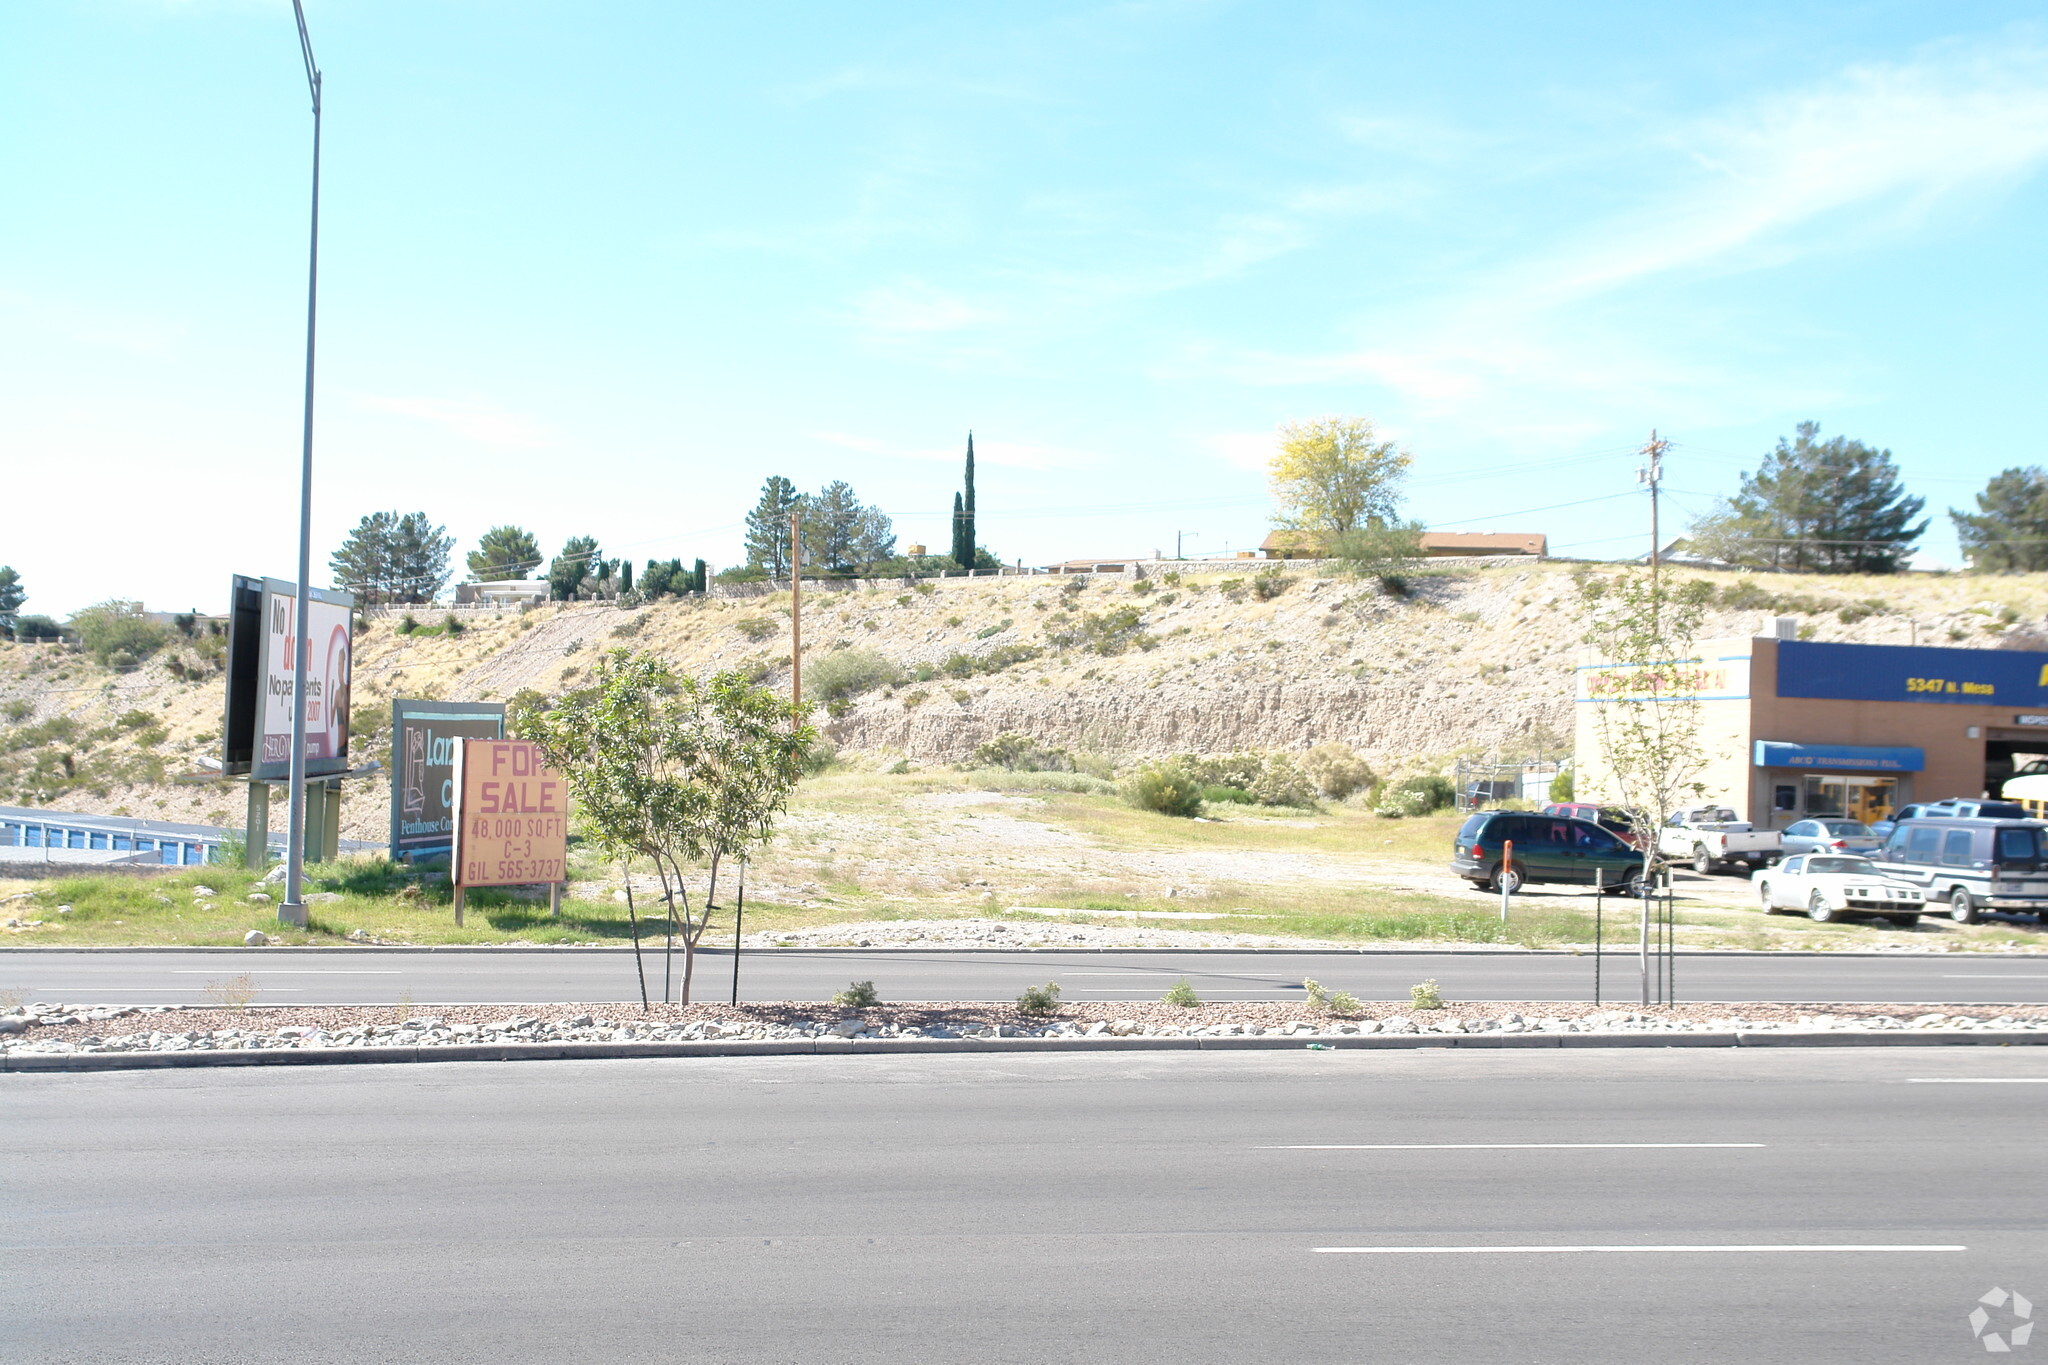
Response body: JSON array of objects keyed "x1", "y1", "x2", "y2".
[
  {"x1": 1251, "y1": 569, "x2": 1292, "y2": 600},
  {"x1": 1248, "y1": 754, "x2": 1317, "y2": 808},
  {"x1": 941, "y1": 642, "x2": 1041, "y2": 678},
  {"x1": 1045, "y1": 606, "x2": 1153, "y2": 656},
  {"x1": 1303, "y1": 979, "x2": 1362, "y2": 1016},
  {"x1": 68, "y1": 601, "x2": 169, "y2": 667},
  {"x1": 833, "y1": 980, "x2": 880, "y2": 1008},
  {"x1": 1201, "y1": 784, "x2": 1255, "y2": 804},
  {"x1": 1015, "y1": 982, "x2": 1062, "y2": 1015},
  {"x1": 806, "y1": 647, "x2": 902, "y2": 702},
  {"x1": 735, "y1": 616, "x2": 779, "y2": 641},
  {"x1": 397, "y1": 613, "x2": 419, "y2": 635},
  {"x1": 1162, "y1": 978, "x2": 1201, "y2": 1007},
  {"x1": 1124, "y1": 761, "x2": 1204, "y2": 818},
  {"x1": 1384, "y1": 773, "x2": 1455, "y2": 814},
  {"x1": 1301, "y1": 743, "x2": 1376, "y2": 800},
  {"x1": 972, "y1": 732, "x2": 1074, "y2": 772},
  {"x1": 1409, "y1": 978, "x2": 1444, "y2": 1011},
  {"x1": 444, "y1": 613, "x2": 465, "y2": 635}
]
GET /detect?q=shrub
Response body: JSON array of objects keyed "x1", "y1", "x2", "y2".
[
  {"x1": 972, "y1": 732, "x2": 1074, "y2": 772},
  {"x1": 1251, "y1": 569, "x2": 1292, "y2": 600},
  {"x1": 444, "y1": 613, "x2": 465, "y2": 635},
  {"x1": 1201, "y1": 784, "x2": 1255, "y2": 804},
  {"x1": 67, "y1": 600, "x2": 169, "y2": 667},
  {"x1": 1409, "y1": 978, "x2": 1444, "y2": 1011},
  {"x1": 1302, "y1": 743, "x2": 1375, "y2": 800},
  {"x1": 941, "y1": 643, "x2": 1041, "y2": 678},
  {"x1": 1549, "y1": 765, "x2": 1574, "y2": 803},
  {"x1": 975, "y1": 620, "x2": 1011, "y2": 639},
  {"x1": 1124, "y1": 762, "x2": 1204, "y2": 818},
  {"x1": 1015, "y1": 982, "x2": 1062, "y2": 1015},
  {"x1": 735, "y1": 616, "x2": 779, "y2": 641},
  {"x1": 1045, "y1": 606, "x2": 1152, "y2": 656},
  {"x1": 1216, "y1": 577, "x2": 1247, "y2": 602},
  {"x1": 1248, "y1": 755, "x2": 1318, "y2": 808},
  {"x1": 833, "y1": 979, "x2": 880, "y2": 1008},
  {"x1": 1386, "y1": 773, "x2": 1455, "y2": 814},
  {"x1": 397, "y1": 613, "x2": 419, "y2": 635},
  {"x1": 806, "y1": 648, "x2": 902, "y2": 702},
  {"x1": 1303, "y1": 979, "x2": 1362, "y2": 1017},
  {"x1": 12, "y1": 614, "x2": 63, "y2": 641},
  {"x1": 1162, "y1": 978, "x2": 1201, "y2": 1007}
]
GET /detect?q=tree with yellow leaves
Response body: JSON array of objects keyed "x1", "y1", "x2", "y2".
[{"x1": 1267, "y1": 417, "x2": 1412, "y2": 544}]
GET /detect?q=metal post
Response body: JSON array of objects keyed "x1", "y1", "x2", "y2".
[
  {"x1": 281, "y1": 0, "x2": 322, "y2": 929},
  {"x1": 1499, "y1": 838, "x2": 1514, "y2": 924},
  {"x1": 730, "y1": 857, "x2": 747, "y2": 1006},
  {"x1": 243, "y1": 781, "x2": 270, "y2": 870},
  {"x1": 1593, "y1": 868, "x2": 1603, "y2": 1006},
  {"x1": 1639, "y1": 879, "x2": 1651, "y2": 1007},
  {"x1": 789, "y1": 511, "x2": 802, "y2": 723}
]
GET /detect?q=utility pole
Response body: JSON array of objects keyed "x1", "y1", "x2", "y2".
[
  {"x1": 1638, "y1": 429, "x2": 1670, "y2": 577},
  {"x1": 788, "y1": 510, "x2": 802, "y2": 726},
  {"x1": 281, "y1": 0, "x2": 322, "y2": 928},
  {"x1": 1175, "y1": 530, "x2": 1198, "y2": 560}
]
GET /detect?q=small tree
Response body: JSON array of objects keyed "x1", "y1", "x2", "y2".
[
  {"x1": 513, "y1": 653, "x2": 815, "y2": 1005},
  {"x1": 1269, "y1": 416, "x2": 1411, "y2": 540},
  {"x1": 67, "y1": 600, "x2": 169, "y2": 667},
  {"x1": 468, "y1": 525, "x2": 542, "y2": 580},
  {"x1": 1577, "y1": 569, "x2": 1716, "y2": 880},
  {"x1": 1952, "y1": 467, "x2": 2048, "y2": 572},
  {"x1": 1331, "y1": 518, "x2": 1426, "y2": 592}
]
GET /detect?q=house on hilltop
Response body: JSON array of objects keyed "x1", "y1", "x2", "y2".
[{"x1": 1256, "y1": 530, "x2": 1546, "y2": 560}]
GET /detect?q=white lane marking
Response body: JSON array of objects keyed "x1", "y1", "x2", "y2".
[
  {"x1": 1906, "y1": 1078, "x2": 2048, "y2": 1083},
  {"x1": 1940, "y1": 974, "x2": 2048, "y2": 978},
  {"x1": 1265, "y1": 1143, "x2": 1764, "y2": 1150},
  {"x1": 169, "y1": 970, "x2": 404, "y2": 975},
  {"x1": 1313, "y1": 1245, "x2": 1964, "y2": 1255}
]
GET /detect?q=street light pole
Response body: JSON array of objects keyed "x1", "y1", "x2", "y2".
[{"x1": 281, "y1": 1, "x2": 322, "y2": 927}]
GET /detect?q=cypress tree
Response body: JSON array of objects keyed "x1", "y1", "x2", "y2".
[
  {"x1": 963, "y1": 431, "x2": 977, "y2": 571},
  {"x1": 692, "y1": 558, "x2": 707, "y2": 594},
  {"x1": 951, "y1": 491, "x2": 967, "y2": 570},
  {"x1": 619, "y1": 560, "x2": 633, "y2": 594}
]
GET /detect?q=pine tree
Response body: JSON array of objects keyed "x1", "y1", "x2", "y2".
[
  {"x1": 331, "y1": 510, "x2": 454, "y2": 605},
  {"x1": 1953, "y1": 468, "x2": 2048, "y2": 572},
  {"x1": 1687, "y1": 422, "x2": 1926, "y2": 574},
  {"x1": 744, "y1": 477, "x2": 803, "y2": 577},
  {"x1": 467, "y1": 525, "x2": 542, "y2": 581},
  {"x1": 549, "y1": 536, "x2": 601, "y2": 601}
]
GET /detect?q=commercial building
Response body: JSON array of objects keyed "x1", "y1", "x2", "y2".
[{"x1": 1574, "y1": 629, "x2": 2048, "y2": 829}]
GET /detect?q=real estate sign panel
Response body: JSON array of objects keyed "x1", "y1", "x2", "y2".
[
  {"x1": 252, "y1": 577, "x2": 356, "y2": 781},
  {"x1": 389, "y1": 700, "x2": 505, "y2": 860},
  {"x1": 451, "y1": 738, "x2": 567, "y2": 887}
]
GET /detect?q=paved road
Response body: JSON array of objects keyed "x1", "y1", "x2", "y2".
[
  {"x1": 6, "y1": 1048, "x2": 2043, "y2": 1364},
  {"x1": 5, "y1": 946, "x2": 2048, "y2": 1006}
]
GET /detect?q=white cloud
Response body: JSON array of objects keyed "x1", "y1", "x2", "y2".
[
  {"x1": 356, "y1": 395, "x2": 549, "y2": 448},
  {"x1": 813, "y1": 429, "x2": 1082, "y2": 471}
]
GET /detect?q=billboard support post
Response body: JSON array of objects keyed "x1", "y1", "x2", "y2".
[
  {"x1": 243, "y1": 782, "x2": 270, "y2": 871},
  {"x1": 281, "y1": 0, "x2": 324, "y2": 929}
]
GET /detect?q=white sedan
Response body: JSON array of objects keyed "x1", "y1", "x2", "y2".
[{"x1": 1751, "y1": 854, "x2": 1925, "y2": 925}]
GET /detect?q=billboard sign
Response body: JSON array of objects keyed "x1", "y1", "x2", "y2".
[
  {"x1": 389, "y1": 700, "x2": 505, "y2": 860},
  {"x1": 1775, "y1": 639, "x2": 2048, "y2": 708},
  {"x1": 452, "y1": 738, "x2": 568, "y2": 887},
  {"x1": 253, "y1": 578, "x2": 355, "y2": 781}
]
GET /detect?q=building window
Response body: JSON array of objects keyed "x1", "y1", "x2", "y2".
[{"x1": 1803, "y1": 775, "x2": 1898, "y2": 824}]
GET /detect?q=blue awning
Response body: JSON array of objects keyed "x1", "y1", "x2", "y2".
[{"x1": 1753, "y1": 741, "x2": 1924, "y2": 773}]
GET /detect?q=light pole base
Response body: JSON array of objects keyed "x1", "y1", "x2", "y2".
[{"x1": 276, "y1": 901, "x2": 309, "y2": 929}]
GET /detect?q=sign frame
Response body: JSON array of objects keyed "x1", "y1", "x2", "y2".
[
  {"x1": 248, "y1": 576, "x2": 357, "y2": 781},
  {"x1": 451, "y1": 738, "x2": 568, "y2": 889},
  {"x1": 389, "y1": 699, "x2": 505, "y2": 861}
]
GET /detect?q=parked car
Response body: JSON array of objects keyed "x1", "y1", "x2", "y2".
[
  {"x1": 1876, "y1": 816, "x2": 2048, "y2": 924},
  {"x1": 1751, "y1": 854, "x2": 1924, "y2": 925},
  {"x1": 2004, "y1": 762, "x2": 2048, "y2": 817},
  {"x1": 1776, "y1": 818, "x2": 1881, "y2": 858},
  {"x1": 1541, "y1": 803, "x2": 1648, "y2": 849},
  {"x1": 1658, "y1": 806, "x2": 1782, "y2": 875},
  {"x1": 1920, "y1": 799, "x2": 2031, "y2": 821},
  {"x1": 1451, "y1": 810, "x2": 1646, "y2": 894}
]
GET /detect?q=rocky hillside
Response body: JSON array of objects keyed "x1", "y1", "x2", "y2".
[{"x1": 8, "y1": 561, "x2": 2048, "y2": 842}]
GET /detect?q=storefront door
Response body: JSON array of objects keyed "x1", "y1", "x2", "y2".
[{"x1": 1802, "y1": 774, "x2": 1899, "y2": 825}]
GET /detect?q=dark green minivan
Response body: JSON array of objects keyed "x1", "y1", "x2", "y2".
[{"x1": 1450, "y1": 810, "x2": 1646, "y2": 894}]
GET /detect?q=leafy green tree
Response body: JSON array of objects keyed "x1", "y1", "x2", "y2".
[
  {"x1": 744, "y1": 476, "x2": 803, "y2": 576},
  {"x1": 330, "y1": 510, "x2": 455, "y2": 604},
  {"x1": 1268, "y1": 417, "x2": 1411, "y2": 542},
  {"x1": 1687, "y1": 422, "x2": 1926, "y2": 574},
  {"x1": 512, "y1": 654, "x2": 815, "y2": 1006},
  {"x1": 1952, "y1": 467, "x2": 2048, "y2": 572},
  {"x1": 467, "y1": 525, "x2": 542, "y2": 580},
  {"x1": 548, "y1": 536, "x2": 601, "y2": 600},
  {"x1": 67, "y1": 600, "x2": 170, "y2": 668},
  {"x1": 0, "y1": 565, "x2": 23, "y2": 637}
]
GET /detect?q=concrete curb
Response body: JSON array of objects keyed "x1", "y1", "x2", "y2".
[
  {"x1": 3, "y1": 945, "x2": 2041, "y2": 958},
  {"x1": 6, "y1": 1030, "x2": 2044, "y2": 1073}
]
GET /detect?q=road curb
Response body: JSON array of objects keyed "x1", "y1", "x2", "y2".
[
  {"x1": 7, "y1": 1030, "x2": 2045, "y2": 1073},
  {"x1": 2, "y1": 945, "x2": 2041, "y2": 958}
]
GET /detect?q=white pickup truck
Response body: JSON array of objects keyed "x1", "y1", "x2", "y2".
[{"x1": 1659, "y1": 806, "x2": 1783, "y2": 875}]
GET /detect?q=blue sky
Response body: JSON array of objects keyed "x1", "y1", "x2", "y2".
[{"x1": 5, "y1": 1, "x2": 2047, "y2": 616}]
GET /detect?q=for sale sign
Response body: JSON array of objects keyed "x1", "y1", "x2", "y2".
[{"x1": 452, "y1": 739, "x2": 568, "y2": 887}]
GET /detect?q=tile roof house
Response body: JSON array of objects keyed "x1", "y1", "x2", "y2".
[{"x1": 1257, "y1": 530, "x2": 1546, "y2": 559}]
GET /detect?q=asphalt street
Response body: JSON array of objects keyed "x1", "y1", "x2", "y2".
[
  {"x1": 5, "y1": 946, "x2": 2048, "y2": 1006},
  {"x1": 6, "y1": 1047, "x2": 2044, "y2": 1364}
]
